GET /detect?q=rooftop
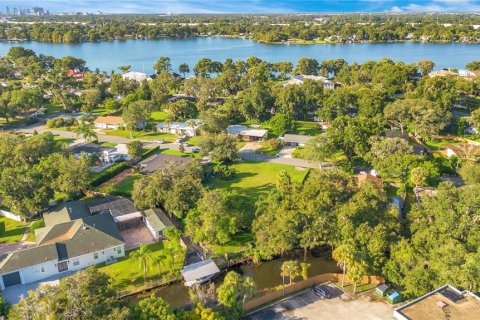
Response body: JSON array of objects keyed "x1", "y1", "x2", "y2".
[
  {"x1": 71, "y1": 142, "x2": 110, "y2": 155},
  {"x1": 88, "y1": 196, "x2": 138, "y2": 218},
  {"x1": 94, "y1": 116, "x2": 125, "y2": 125},
  {"x1": 227, "y1": 125, "x2": 268, "y2": 138},
  {"x1": 139, "y1": 154, "x2": 193, "y2": 174},
  {"x1": 181, "y1": 259, "x2": 220, "y2": 283},
  {"x1": 394, "y1": 285, "x2": 480, "y2": 320},
  {"x1": 144, "y1": 208, "x2": 174, "y2": 233},
  {"x1": 355, "y1": 172, "x2": 383, "y2": 188},
  {"x1": 282, "y1": 134, "x2": 312, "y2": 144}
]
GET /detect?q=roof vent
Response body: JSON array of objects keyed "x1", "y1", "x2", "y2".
[
  {"x1": 82, "y1": 224, "x2": 89, "y2": 230},
  {"x1": 436, "y1": 301, "x2": 448, "y2": 309}
]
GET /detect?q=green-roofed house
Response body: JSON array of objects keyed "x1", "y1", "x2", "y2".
[
  {"x1": 143, "y1": 208, "x2": 174, "y2": 241},
  {"x1": 0, "y1": 201, "x2": 125, "y2": 290}
]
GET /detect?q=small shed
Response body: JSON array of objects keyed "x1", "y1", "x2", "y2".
[
  {"x1": 143, "y1": 208, "x2": 174, "y2": 241},
  {"x1": 387, "y1": 290, "x2": 403, "y2": 304},
  {"x1": 376, "y1": 283, "x2": 390, "y2": 297},
  {"x1": 181, "y1": 259, "x2": 220, "y2": 287}
]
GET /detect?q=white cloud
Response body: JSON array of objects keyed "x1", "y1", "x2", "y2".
[{"x1": 389, "y1": 0, "x2": 480, "y2": 12}]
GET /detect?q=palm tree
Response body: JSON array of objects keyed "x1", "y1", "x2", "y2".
[
  {"x1": 152, "y1": 254, "x2": 165, "y2": 279},
  {"x1": 347, "y1": 256, "x2": 367, "y2": 294},
  {"x1": 74, "y1": 119, "x2": 97, "y2": 142},
  {"x1": 186, "y1": 119, "x2": 196, "y2": 136},
  {"x1": 280, "y1": 260, "x2": 300, "y2": 296},
  {"x1": 164, "y1": 113, "x2": 173, "y2": 132},
  {"x1": 332, "y1": 243, "x2": 355, "y2": 287},
  {"x1": 131, "y1": 244, "x2": 152, "y2": 282},
  {"x1": 179, "y1": 63, "x2": 190, "y2": 78}
]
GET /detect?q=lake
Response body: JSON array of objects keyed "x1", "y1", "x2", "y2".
[{"x1": 0, "y1": 38, "x2": 479, "y2": 74}]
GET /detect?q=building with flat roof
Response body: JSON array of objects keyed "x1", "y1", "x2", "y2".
[
  {"x1": 393, "y1": 285, "x2": 480, "y2": 320},
  {"x1": 227, "y1": 125, "x2": 268, "y2": 141},
  {"x1": 181, "y1": 259, "x2": 220, "y2": 287},
  {"x1": 281, "y1": 134, "x2": 312, "y2": 147}
]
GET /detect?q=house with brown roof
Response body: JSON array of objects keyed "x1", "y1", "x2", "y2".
[
  {"x1": 93, "y1": 116, "x2": 146, "y2": 130},
  {"x1": 355, "y1": 172, "x2": 384, "y2": 188}
]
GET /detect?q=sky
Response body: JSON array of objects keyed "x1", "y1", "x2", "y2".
[{"x1": 1, "y1": 0, "x2": 480, "y2": 14}]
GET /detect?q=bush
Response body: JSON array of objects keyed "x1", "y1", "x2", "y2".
[
  {"x1": 46, "y1": 117, "x2": 77, "y2": 128},
  {"x1": 90, "y1": 162, "x2": 128, "y2": 187},
  {"x1": 263, "y1": 138, "x2": 283, "y2": 151},
  {"x1": 215, "y1": 164, "x2": 236, "y2": 180},
  {"x1": 140, "y1": 146, "x2": 159, "y2": 160}
]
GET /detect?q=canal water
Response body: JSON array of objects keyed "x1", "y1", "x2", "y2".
[
  {"x1": 153, "y1": 253, "x2": 339, "y2": 308},
  {"x1": 0, "y1": 38, "x2": 479, "y2": 74}
]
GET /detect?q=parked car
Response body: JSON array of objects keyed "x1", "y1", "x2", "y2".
[
  {"x1": 191, "y1": 147, "x2": 200, "y2": 153},
  {"x1": 153, "y1": 139, "x2": 164, "y2": 144},
  {"x1": 181, "y1": 142, "x2": 189, "y2": 147},
  {"x1": 312, "y1": 285, "x2": 331, "y2": 299}
]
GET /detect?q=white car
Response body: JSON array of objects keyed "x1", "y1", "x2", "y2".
[{"x1": 153, "y1": 139, "x2": 164, "y2": 144}]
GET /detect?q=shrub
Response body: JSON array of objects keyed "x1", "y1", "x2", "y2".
[
  {"x1": 215, "y1": 164, "x2": 236, "y2": 180},
  {"x1": 90, "y1": 162, "x2": 128, "y2": 187}
]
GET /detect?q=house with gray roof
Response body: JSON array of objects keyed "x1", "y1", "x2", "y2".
[
  {"x1": 281, "y1": 134, "x2": 312, "y2": 147},
  {"x1": 143, "y1": 208, "x2": 174, "y2": 241},
  {"x1": 0, "y1": 202, "x2": 125, "y2": 290}
]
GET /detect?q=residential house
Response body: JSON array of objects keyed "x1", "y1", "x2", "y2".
[
  {"x1": 428, "y1": 69, "x2": 458, "y2": 78},
  {"x1": 0, "y1": 201, "x2": 125, "y2": 290},
  {"x1": 139, "y1": 154, "x2": 194, "y2": 174},
  {"x1": 181, "y1": 259, "x2": 220, "y2": 287},
  {"x1": 101, "y1": 144, "x2": 131, "y2": 164},
  {"x1": 283, "y1": 74, "x2": 340, "y2": 90},
  {"x1": 143, "y1": 208, "x2": 174, "y2": 241},
  {"x1": 94, "y1": 116, "x2": 126, "y2": 130},
  {"x1": 156, "y1": 119, "x2": 202, "y2": 137},
  {"x1": 227, "y1": 125, "x2": 268, "y2": 141},
  {"x1": 281, "y1": 134, "x2": 312, "y2": 147},
  {"x1": 355, "y1": 172, "x2": 383, "y2": 188},
  {"x1": 445, "y1": 144, "x2": 480, "y2": 159},
  {"x1": 393, "y1": 284, "x2": 480, "y2": 320},
  {"x1": 67, "y1": 69, "x2": 84, "y2": 81},
  {"x1": 122, "y1": 71, "x2": 152, "y2": 82},
  {"x1": 414, "y1": 186, "x2": 438, "y2": 204}
]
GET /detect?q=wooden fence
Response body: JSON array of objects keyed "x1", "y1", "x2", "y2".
[{"x1": 244, "y1": 272, "x2": 385, "y2": 311}]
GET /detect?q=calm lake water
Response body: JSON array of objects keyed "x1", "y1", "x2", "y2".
[{"x1": 0, "y1": 38, "x2": 479, "y2": 74}]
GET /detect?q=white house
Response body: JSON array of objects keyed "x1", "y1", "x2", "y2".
[
  {"x1": 101, "y1": 144, "x2": 131, "y2": 163},
  {"x1": 227, "y1": 125, "x2": 268, "y2": 141},
  {"x1": 94, "y1": 116, "x2": 146, "y2": 130},
  {"x1": 0, "y1": 202, "x2": 125, "y2": 290},
  {"x1": 156, "y1": 119, "x2": 202, "y2": 137},
  {"x1": 122, "y1": 71, "x2": 152, "y2": 82},
  {"x1": 284, "y1": 75, "x2": 340, "y2": 90}
]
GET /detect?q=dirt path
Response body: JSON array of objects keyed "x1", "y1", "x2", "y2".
[{"x1": 99, "y1": 168, "x2": 134, "y2": 188}]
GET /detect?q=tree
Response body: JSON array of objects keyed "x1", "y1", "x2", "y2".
[
  {"x1": 126, "y1": 140, "x2": 143, "y2": 161},
  {"x1": 9, "y1": 268, "x2": 125, "y2": 320},
  {"x1": 122, "y1": 100, "x2": 151, "y2": 138},
  {"x1": 131, "y1": 244, "x2": 152, "y2": 282},
  {"x1": 470, "y1": 108, "x2": 480, "y2": 130},
  {"x1": 347, "y1": 256, "x2": 368, "y2": 294},
  {"x1": 418, "y1": 59, "x2": 435, "y2": 76},
  {"x1": 194, "y1": 58, "x2": 213, "y2": 77},
  {"x1": 216, "y1": 272, "x2": 255, "y2": 320},
  {"x1": 303, "y1": 134, "x2": 336, "y2": 165},
  {"x1": 272, "y1": 61, "x2": 293, "y2": 80},
  {"x1": 366, "y1": 137, "x2": 414, "y2": 181},
  {"x1": 268, "y1": 113, "x2": 295, "y2": 136},
  {"x1": 134, "y1": 295, "x2": 175, "y2": 320},
  {"x1": 458, "y1": 160, "x2": 480, "y2": 184},
  {"x1": 82, "y1": 88, "x2": 101, "y2": 113},
  {"x1": 185, "y1": 190, "x2": 241, "y2": 246},
  {"x1": 332, "y1": 243, "x2": 355, "y2": 287},
  {"x1": 74, "y1": 119, "x2": 98, "y2": 142},
  {"x1": 153, "y1": 56, "x2": 172, "y2": 73},
  {"x1": 199, "y1": 134, "x2": 239, "y2": 163},
  {"x1": 384, "y1": 99, "x2": 413, "y2": 134},
  {"x1": 294, "y1": 57, "x2": 319, "y2": 75},
  {"x1": 280, "y1": 260, "x2": 301, "y2": 286},
  {"x1": 300, "y1": 262, "x2": 311, "y2": 280},
  {"x1": 179, "y1": 63, "x2": 190, "y2": 78},
  {"x1": 118, "y1": 65, "x2": 131, "y2": 74},
  {"x1": 466, "y1": 60, "x2": 480, "y2": 71}
]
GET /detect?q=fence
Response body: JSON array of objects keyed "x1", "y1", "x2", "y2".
[
  {"x1": 244, "y1": 272, "x2": 385, "y2": 311},
  {"x1": 0, "y1": 209, "x2": 23, "y2": 222}
]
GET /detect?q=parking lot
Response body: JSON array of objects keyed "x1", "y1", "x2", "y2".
[{"x1": 244, "y1": 284, "x2": 394, "y2": 320}]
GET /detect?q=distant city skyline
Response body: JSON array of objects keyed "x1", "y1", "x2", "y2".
[{"x1": 1, "y1": 0, "x2": 480, "y2": 14}]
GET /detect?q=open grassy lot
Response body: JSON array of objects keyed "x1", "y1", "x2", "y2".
[
  {"x1": 0, "y1": 217, "x2": 29, "y2": 244},
  {"x1": 99, "y1": 242, "x2": 185, "y2": 293},
  {"x1": 103, "y1": 129, "x2": 177, "y2": 142},
  {"x1": 149, "y1": 111, "x2": 170, "y2": 122},
  {"x1": 99, "y1": 173, "x2": 142, "y2": 197},
  {"x1": 207, "y1": 161, "x2": 309, "y2": 217},
  {"x1": 293, "y1": 120, "x2": 321, "y2": 136},
  {"x1": 424, "y1": 138, "x2": 460, "y2": 150}
]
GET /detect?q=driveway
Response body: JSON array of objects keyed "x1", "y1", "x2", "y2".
[
  {"x1": 2, "y1": 272, "x2": 71, "y2": 304},
  {"x1": 244, "y1": 284, "x2": 394, "y2": 320}
]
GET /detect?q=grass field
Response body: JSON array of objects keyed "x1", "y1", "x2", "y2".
[
  {"x1": 99, "y1": 242, "x2": 185, "y2": 293},
  {"x1": 207, "y1": 161, "x2": 309, "y2": 219},
  {"x1": 0, "y1": 217, "x2": 29, "y2": 244},
  {"x1": 103, "y1": 129, "x2": 177, "y2": 142},
  {"x1": 293, "y1": 121, "x2": 321, "y2": 136},
  {"x1": 209, "y1": 232, "x2": 253, "y2": 258},
  {"x1": 100, "y1": 173, "x2": 142, "y2": 197}
]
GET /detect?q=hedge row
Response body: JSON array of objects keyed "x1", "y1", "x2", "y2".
[{"x1": 90, "y1": 162, "x2": 129, "y2": 187}]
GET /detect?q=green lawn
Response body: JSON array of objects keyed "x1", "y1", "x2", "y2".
[
  {"x1": 209, "y1": 232, "x2": 253, "y2": 258},
  {"x1": 44, "y1": 103, "x2": 65, "y2": 114},
  {"x1": 293, "y1": 121, "x2": 321, "y2": 136},
  {"x1": 53, "y1": 137, "x2": 76, "y2": 144},
  {"x1": 99, "y1": 174, "x2": 142, "y2": 197},
  {"x1": 26, "y1": 220, "x2": 45, "y2": 242},
  {"x1": 0, "y1": 217, "x2": 29, "y2": 244},
  {"x1": 150, "y1": 111, "x2": 170, "y2": 122},
  {"x1": 186, "y1": 135, "x2": 206, "y2": 146},
  {"x1": 99, "y1": 242, "x2": 185, "y2": 293},
  {"x1": 103, "y1": 129, "x2": 177, "y2": 142},
  {"x1": 424, "y1": 138, "x2": 459, "y2": 150},
  {"x1": 97, "y1": 141, "x2": 118, "y2": 148},
  {"x1": 207, "y1": 161, "x2": 309, "y2": 221}
]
